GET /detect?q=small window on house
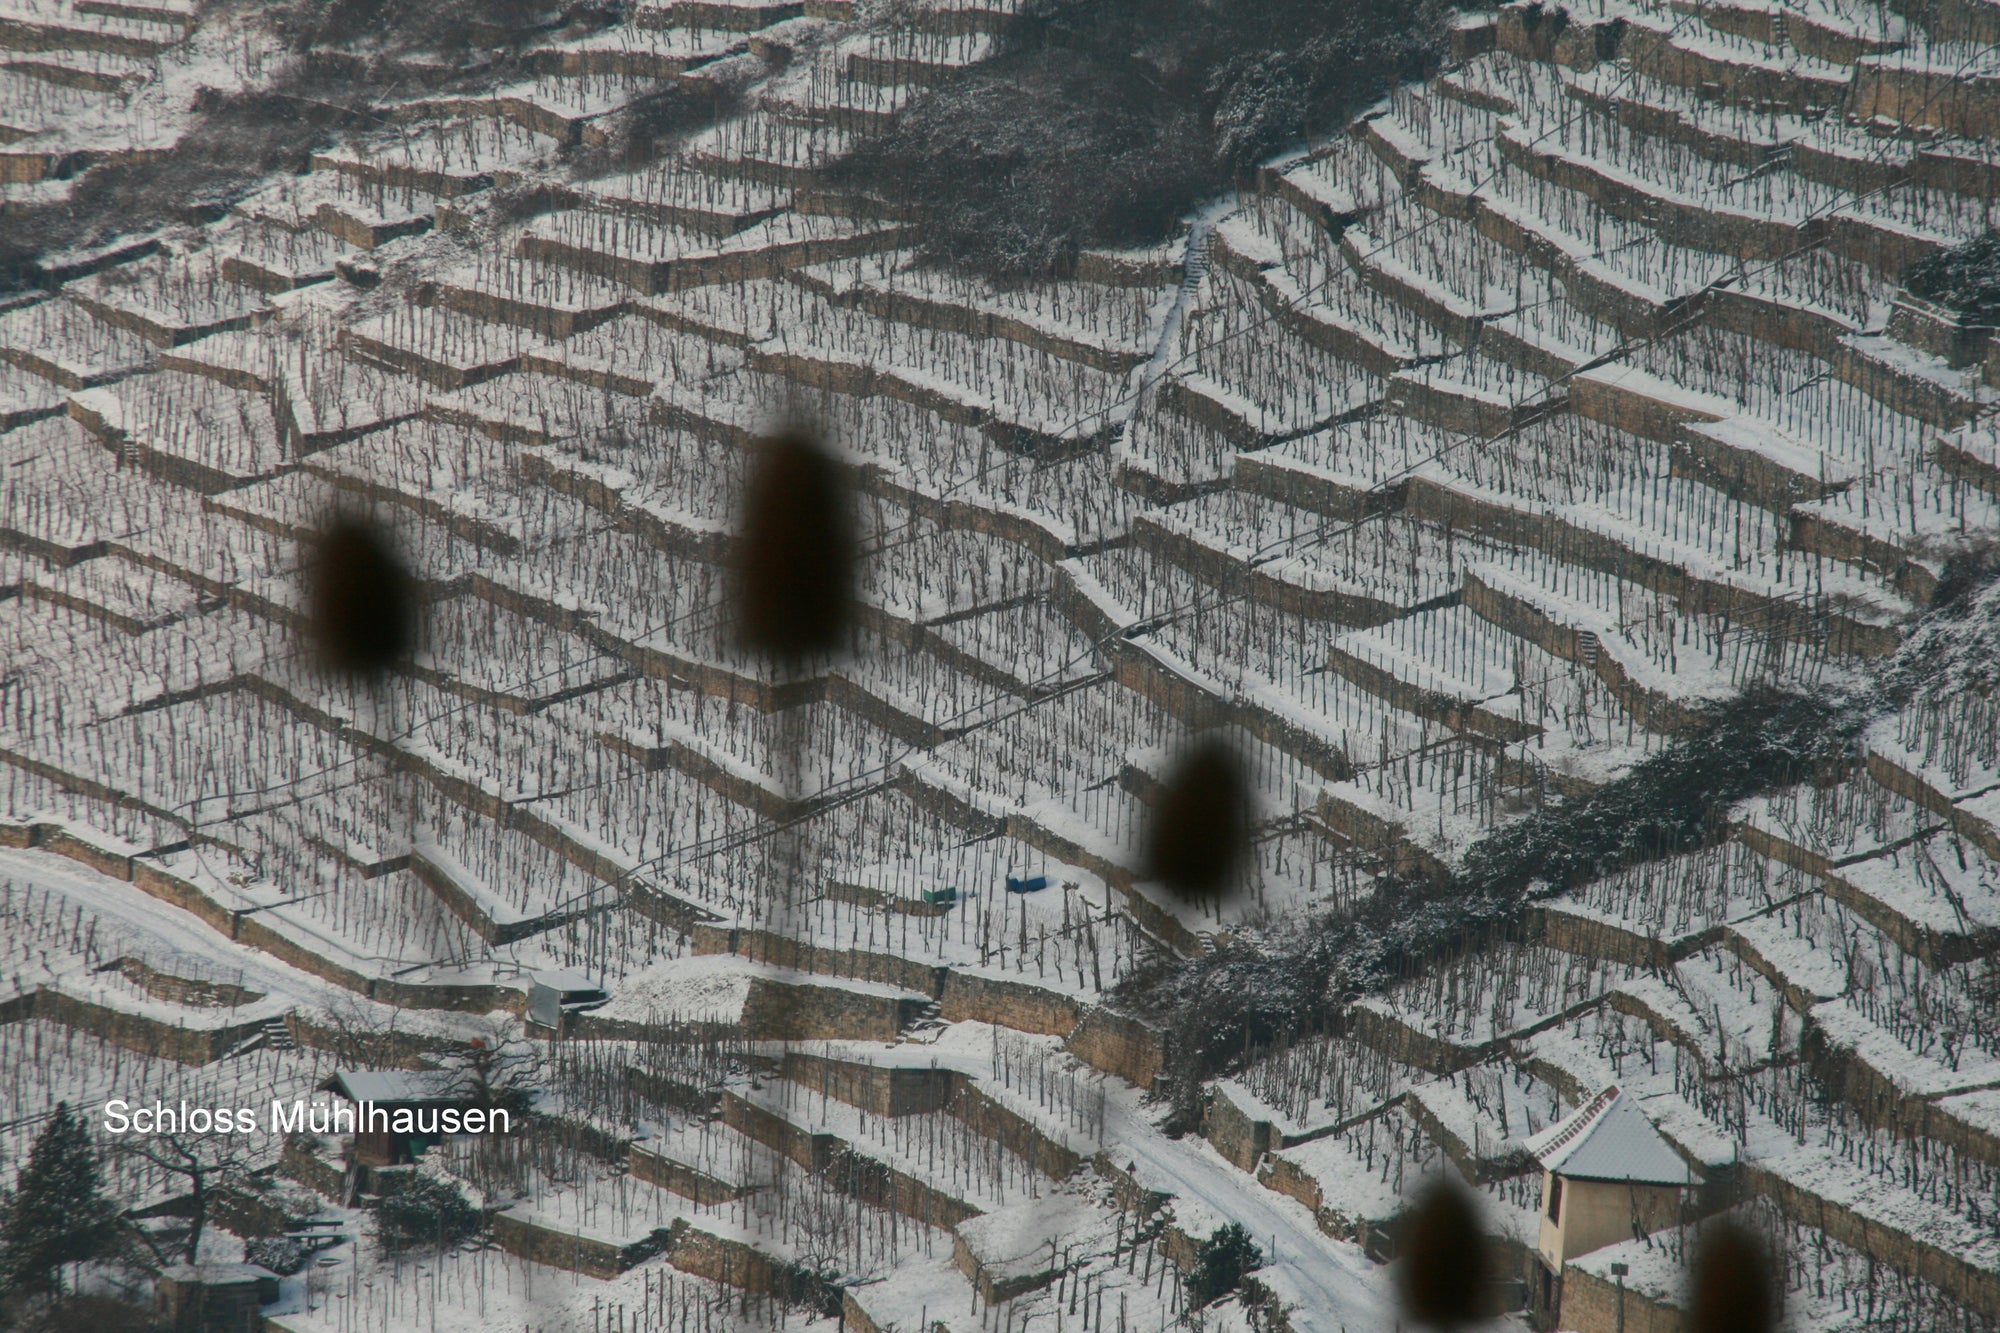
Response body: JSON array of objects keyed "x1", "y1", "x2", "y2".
[{"x1": 1546, "y1": 1174, "x2": 1564, "y2": 1224}]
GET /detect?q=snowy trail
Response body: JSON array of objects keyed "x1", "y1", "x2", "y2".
[
  {"x1": 1096, "y1": 1085, "x2": 1395, "y2": 1333},
  {"x1": 0, "y1": 845, "x2": 322, "y2": 1006},
  {"x1": 875, "y1": 1028, "x2": 1395, "y2": 1333},
  {"x1": 1133, "y1": 200, "x2": 1234, "y2": 406}
]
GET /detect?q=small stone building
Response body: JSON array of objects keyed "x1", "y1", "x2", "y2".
[
  {"x1": 1523, "y1": 1085, "x2": 1695, "y2": 1330},
  {"x1": 322, "y1": 1068, "x2": 469, "y2": 1167},
  {"x1": 155, "y1": 1262, "x2": 280, "y2": 1333}
]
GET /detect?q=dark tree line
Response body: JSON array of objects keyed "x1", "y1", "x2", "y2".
[
  {"x1": 0, "y1": 1103, "x2": 122, "y2": 1315},
  {"x1": 1122, "y1": 684, "x2": 1859, "y2": 1129},
  {"x1": 1906, "y1": 231, "x2": 2000, "y2": 325},
  {"x1": 0, "y1": 0, "x2": 578, "y2": 293},
  {"x1": 1131, "y1": 547, "x2": 2000, "y2": 1126},
  {"x1": 830, "y1": 0, "x2": 1450, "y2": 279}
]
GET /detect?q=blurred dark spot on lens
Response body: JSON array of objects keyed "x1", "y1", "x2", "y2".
[
  {"x1": 735, "y1": 429, "x2": 855, "y2": 664},
  {"x1": 1688, "y1": 1221, "x2": 1776, "y2": 1333},
  {"x1": 308, "y1": 513, "x2": 413, "y2": 676},
  {"x1": 1146, "y1": 736, "x2": 1250, "y2": 902},
  {"x1": 1397, "y1": 1178, "x2": 1488, "y2": 1328}
]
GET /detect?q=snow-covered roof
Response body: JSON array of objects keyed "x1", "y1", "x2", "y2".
[
  {"x1": 161, "y1": 1262, "x2": 278, "y2": 1285},
  {"x1": 1525, "y1": 1086, "x2": 1694, "y2": 1187},
  {"x1": 325, "y1": 1069, "x2": 465, "y2": 1105}
]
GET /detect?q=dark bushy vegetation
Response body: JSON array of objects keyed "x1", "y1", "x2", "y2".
[
  {"x1": 244, "y1": 1233, "x2": 321, "y2": 1276},
  {"x1": 1927, "y1": 539, "x2": 2000, "y2": 615},
  {"x1": 574, "y1": 70, "x2": 757, "y2": 177},
  {"x1": 374, "y1": 1175, "x2": 484, "y2": 1254},
  {"x1": 274, "y1": 0, "x2": 568, "y2": 55},
  {"x1": 1906, "y1": 230, "x2": 2000, "y2": 324},
  {"x1": 0, "y1": 82, "x2": 376, "y2": 292},
  {"x1": 1123, "y1": 686, "x2": 1857, "y2": 1128},
  {"x1": 0, "y1": 0, "x2": 574, "y2": 293},
  {"x1": 830, "y1": 0, "x2": 1447, "y2": 279},
  {"x1": 0, "y1": 0, "x2": 753, "y2": 294},
  {"x1": 1187, "y1": 1223, "x2": 1263, "y2": 1308},
  {"x1": 1457, "y1": 686, "x2": 1846, "y2": 891}
]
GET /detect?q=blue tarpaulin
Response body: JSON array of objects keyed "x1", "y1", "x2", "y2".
[{"x1": 1004, "y1": 875, "x2": 1049, "y2": 894}]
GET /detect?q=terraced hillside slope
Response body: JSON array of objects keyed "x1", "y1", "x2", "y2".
[{"x1": 3, "y1": 0, "x2": 2000, "y2": 1330}]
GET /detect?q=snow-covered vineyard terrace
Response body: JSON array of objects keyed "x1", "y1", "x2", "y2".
[{"x1": 3, "y1": 0, "x2": 2000, "y2": 1330}]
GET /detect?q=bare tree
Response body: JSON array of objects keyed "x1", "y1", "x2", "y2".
[
  {"x1": 316, "y1": 995, "x2": 408, "y2": 1069},
  {"x1": 439, "y1": 1018, "x2": 544, "y2": 1119},
  {"x1": 115, "y1": 1135, "x2": 254, "y2": 1266}
]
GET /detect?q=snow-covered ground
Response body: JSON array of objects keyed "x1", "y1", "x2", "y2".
[{"x1": 3, "y1": 0, "x2": 2000, "y2": 1328}]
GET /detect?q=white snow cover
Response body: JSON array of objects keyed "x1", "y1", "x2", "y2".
[{"x1": 1525, "y1": 1086, "x2": 1695, "y2": 1187}]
